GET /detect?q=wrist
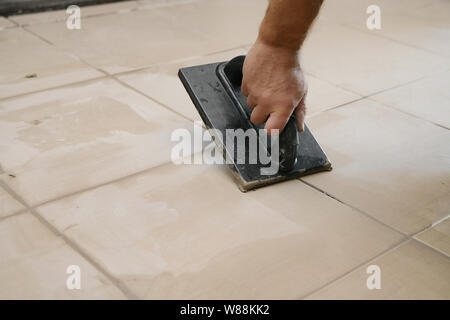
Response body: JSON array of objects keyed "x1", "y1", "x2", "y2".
[{"x1": 253, "y1": 36, "x2": 301, "y2": 67}]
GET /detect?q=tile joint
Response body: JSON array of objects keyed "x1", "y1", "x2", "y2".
[{"x1": 0, "y1": 180, "x2": 139, "y2": 300}]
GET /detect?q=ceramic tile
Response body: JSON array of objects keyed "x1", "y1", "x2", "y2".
[
  {"x1": 0, "y1": 78, "x2": 194, "y2": 206},
  {"x1": 318, "y1": 0, "x2": 439, "y2": 24},
  {"x1": 319, "y1": 0, "x2": 450, "y2": 57},
  {"x1": 303, "y1": 99, "x2": 450, "y2": 235},
  {"x1": 0, "y1": 17, "x2": 16, "y2": 29},
  {"x1": 9, "y1": 1, "x2": 139, "y2": 26},
  {"x1": 0, "y1": 28, "x2": 103, "y2": 99},
  {"x1": 37, "y1": 163, "x2": 403, "y2": 299},
  {"x1": 0, "y1": 213, "x2": 126, "y2": 299},
  {"x1": 25, "y1": 5, "x2": 226, "y2": 74},
  {"x1": 152, "y1": 0, "x2": 267, "y2": 51},
  {"x1": 371, "y1": 70, "x2": 450, "y2": 129},
  {"x1": 305, "y1": 75, "x2": 361, "y2": 115},
  {"x1": 137, "y1": 0, "x2": 201, "y2": 9},
  {"x1": 119, "y1": 48, "x2": 359, "y2": 121},
  {"x1": 307, "y1": 240, "x2": 450, "y2": 299},
  {"x1": 301, "y1": 20, "x2": 450, "y2": 96},
  {"x1": 0, "y1": 187, "x2": 24, "y2": 217},
  {"x1": 118, "y1": 48, "x2": 247, "y2": 120},
  {"x1": 415, "y1": 217, "x2": 450, "y2": 256}
]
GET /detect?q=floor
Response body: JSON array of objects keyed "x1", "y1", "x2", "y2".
[{"x1": 0, "y1": 0, "x2": 449, "y2": 299}]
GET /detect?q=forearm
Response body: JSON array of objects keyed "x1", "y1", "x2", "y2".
[{"x1": 258, "y1": 0, "x2": 323, "y2": 51}]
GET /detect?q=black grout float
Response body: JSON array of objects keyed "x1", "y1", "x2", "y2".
[{"x1": 178, "y1": 55, "x2": 331, "y2": 192}]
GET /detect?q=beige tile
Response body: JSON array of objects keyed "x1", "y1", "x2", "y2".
[
  {"x1": 301, "y1": 20, "x2": 450, "y2": 96},
  {"x1": 0, "y1": 78, "x2": 194, "y2": 206},
  {"x1": 0, "y1": 213, "x2": 125, "y2": 299},
  {"x1": 0, "y1": 17, "x2": 16, "y2": 29},
  {"x1": 26, "y1": 5, "x2": 226, "y2": 74},
  {"x1": 9, "y1": 1, "x2": 139, "y2": 26},
  {"x1": 119, "y1": 48, "x2": 359, "y2": 121},
  {"x1": 319, "y1": 0, "x2": 450, "y2": 57},
  {"x1": 371, "y1": 70, "x2": 450, "y2": 129},
  {"x1": 0, "y1": 28, "x2": 103, "y2": 99},
  {"x1": 303, "y1": 99, "x2": 450, "y2": 235},
  {"x1": 307, "y1": 240, "x2": 450, "y2": 299},
  {"x1": 118, "y1": 48, "x2": 247, "y2": 120},
  {"x1": 37, "y1": 163, "x2": 403, "y2": 299},
  {"x1": 415, "y1": 217, "x2": 450, "y2": 256},
  {"x1": 0, "y1": 187, "x2": 24, "y2": 217},
  {"x1": 318, "y1": 0, "x2": 439, "y2": 24},
  {"x1": 152, "y1": 0, "x2": 267, "y2": 51},
  {"x1": 305, "y1": 75, "x2": 361, "y2": 115},
  {"x1": 137, "y1": 0, "x2": 201, "y2": 9}
]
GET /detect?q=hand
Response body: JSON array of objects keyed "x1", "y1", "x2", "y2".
[{"x1": 241, "y1": 39, "x2": 307, "y2": 135}]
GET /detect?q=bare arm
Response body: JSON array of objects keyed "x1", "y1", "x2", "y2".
[{"x1": 242, "y1": 0, "x2": 323, "y2": 134}]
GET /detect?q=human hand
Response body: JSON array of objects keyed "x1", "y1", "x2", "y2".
[{"x1": 242, "y1": 39, "x2": 307, "y2": 135}]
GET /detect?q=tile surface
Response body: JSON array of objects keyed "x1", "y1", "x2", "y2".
[
  {"x1": 305, "y1": 75, "x2": 361, "y2": 115},
  {"x1": 415, "y1": 217, "x2": 450, "y2": 256},
  {"x1": 301, "y1": 19, "x2": 450, "y2": 96},
  {"x1": 9, "y1": 1, "x2": 139, "y2": 26},
  {"x1": 307, "y1": 240, "x2": 450, "y2": 299},
  {"x1": 119, "y1": 48, "x2": 360, "y2": 121},
  {"x1": 319, "y1": 0, "x2": 450, "y2": 58},
  {"x1": 37, "y1": 163, "x2": 403, "y2": 299},
  {"x1": 0, "y1": 28, "x2": 103, "y2": 99},
  {"x1": 0, "y1": 78, "x2": 193, "y2": 206},
  {"x1": 1, "y1": 0, "x2": 448, "y2": 300},
  {"x1": 118, "y1": 48, "x2": 247, "y2": 120},
  {"x1": 26, "y1": 3, "x2": 229, "y2": 73},
  {"x1": 371, "y1": 70, "x2": 450, "y2": 129},
  {"x1": 0, "y1": 213, "x2": 125, "y2": 299},
  {"x1": 0, "y1": 17, "x2": 16, "y2": 29},
  {"x1": 0, "y1": 187, "x2": 24, "y2": 217},
  {"x1": 303, "y1": 99, "x2": 450, "y2": 235},
  {"x1": 152, "y1": 0, "x2": 266, "y2": 50}
]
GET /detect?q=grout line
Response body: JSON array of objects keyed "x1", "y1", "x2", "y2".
[
  {"x1": 367, "y1": 96, "x2": 450, "y2": 131},
  {"x1": 7, "y1": 0, "x2": 200, "y2": 28},
  {"x1": 303, "y1": 72, "x2": 449, "y2": 131},
  {"x1": 32, "y1": 161, "x2": 172, "y2": 208},
  {"x1": 299, "y1": 237, "x2": 410, "y2": 299},
  {"x1": 109, "y1": 43, "x2": 250, "y2": 78},
  {"x1": 341, "y1": 22, "x2": 450, "y2": 60},
  {"x1": 0, "y1": 208, "x2": 28, "y2": 223},
  {"x1": 0, "y1": 74, "x2": 108, "y2": 102},
  {"x1": 23, "y1": 26, "x2": 54, "y2": 45},
  {"x1": 429, "y1": 214, "x2": 450, "y2": 228},
  {"x1": 412, "y1": 237, "x2": 450, "y2": 259},
  {"x1": 299, "y1": 179, "x2": 408, "y2": 237},
  {"x1": 300, "y1": 178, "x2": 450, "y2": 252},
  {"x1": 306, "y1": 97, "x2": 366, "y2": 119},
  {"x1": 110, "y1": 76, "x2": 194, "y2": 123},
  {"x1": 5, "y1": 17, "x2": 19, "y2": 27},
  {"x1": 298, "y1": 178, "x2": 450, "y2": 299},
  {"x1": 0, "y1": 179, "x2": 139, "y2": 300}
]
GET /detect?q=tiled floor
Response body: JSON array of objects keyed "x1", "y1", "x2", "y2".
[{"x1": 0, "y1": 0, "x2": 449, "y2": 299}]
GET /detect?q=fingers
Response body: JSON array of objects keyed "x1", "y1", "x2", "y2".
[
  {"x1": 264, "y1": 112, "x2": 290, "y2": 135},
  {"x1": 246, "y1": 95, "x2": 257, "y2": 109},
  {"x1": 250, "y1": 106, "x2": 269, "y2": 125},
  {"x1": 294, "y1": 92, "x2": 307, "y2": 132}
]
